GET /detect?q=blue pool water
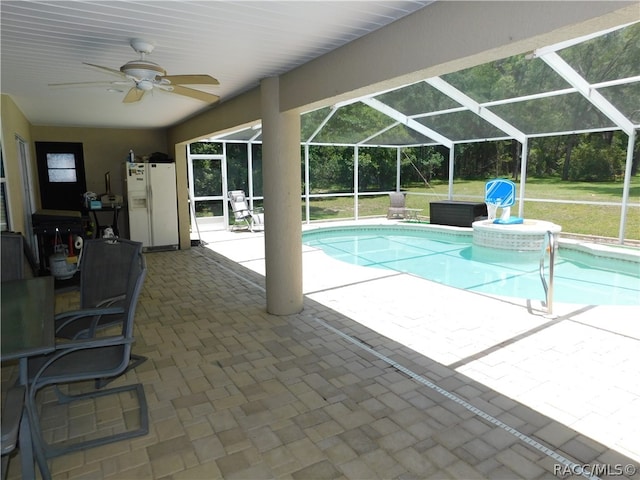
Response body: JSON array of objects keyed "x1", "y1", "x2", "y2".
[{"x1": 303, "y1": 226, "x2": 640, "y2": 305}]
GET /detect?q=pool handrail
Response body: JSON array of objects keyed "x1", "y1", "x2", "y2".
[{"x1": 539, "y1": 230, "x2": 556, "y2": 315}]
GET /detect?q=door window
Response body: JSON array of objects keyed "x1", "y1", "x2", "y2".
[
  {"x1": 188, "y1": 154, "x2": 226, "y2": 231},
  {"x1": 35, "y1": 142, "x2": 87, "y2": 211}
]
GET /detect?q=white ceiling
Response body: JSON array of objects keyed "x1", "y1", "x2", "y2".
[{"x1": 0, "y1": 0, "x2": 433, "y2": 129}]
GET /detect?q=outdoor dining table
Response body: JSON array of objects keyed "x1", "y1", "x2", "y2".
[{"x1": 1, "y1": 276, "x2": 55, "y2": 479}]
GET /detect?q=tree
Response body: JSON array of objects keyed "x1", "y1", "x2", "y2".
[{"x1": 401, "y1": 147, "x2": 444, "y2": 186}]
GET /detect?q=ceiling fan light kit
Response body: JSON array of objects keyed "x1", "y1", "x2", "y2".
[
  {"x1": 49, "y1": 38, "x2": 220, "y2": 104},
  {"x1": 120, "y1": 61, "x2": 167, "y2": 81}
]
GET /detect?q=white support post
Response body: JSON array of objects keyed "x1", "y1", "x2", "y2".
[
  {"x1": 354, "y1": 145, "x2": 359, "y2": 220},
  {"x1": 304, "y1": 143, "x2": 310, "y2": 224},
  {"x1": 221, "y1": 147, "x2": 229, "y2": 224},
  {"x1": 619, "y1": 130, "x2": 636, "y2": 244},
  {"x1": 448, "y1": 146, "x2": 455, "y2": 200},
  {"x1": 247, "y1": 141, "x2": 254, "y2": 209},
  {"x1": 518, "y1": 139, "x2": 528, "y2": 219},
  {"x1": 261, "y1": 76, "x2": 303, "y2": 315},
  {"x1": 396, "y1": 147, "x2": 402, "y2": 192}
]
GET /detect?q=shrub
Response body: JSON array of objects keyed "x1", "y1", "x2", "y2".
[{"x1": 568, "y1": 141, "x2": 622, "y2": 181}]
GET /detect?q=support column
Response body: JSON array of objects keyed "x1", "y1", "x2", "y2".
[{"x1": 261, "y1": 76, "x2": 303, "y2": 315}]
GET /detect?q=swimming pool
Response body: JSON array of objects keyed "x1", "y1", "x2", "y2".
[{"x1": 302, "y1": 225, "x2": 640, "y2": 305}]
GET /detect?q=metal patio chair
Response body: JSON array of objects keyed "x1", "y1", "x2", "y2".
[
  {"x1": 54, "y1": 238, "x2": 148, "y2": 386},
  {"x1": 1, "y1": 232, "x2": 24, "y2": 282},
  {"x1": 24, "y1": 240, "x2": 148, "y2": 478},
  {"x1": 1, "y1": 385, "x2": 25, "y2": 480}
]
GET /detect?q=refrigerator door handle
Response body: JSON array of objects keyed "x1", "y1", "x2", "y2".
[{"x1": 146, "y1": 181, "x2": 153, "y2": 246}]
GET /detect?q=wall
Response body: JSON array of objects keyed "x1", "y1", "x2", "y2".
[
  {"x1": 30, "y1": 125, "x2": 167, "y2": 195},
  {"x1": 30, "y1": 125, "x2": 169, "y2": 238},
  {"x1": 1, "y1": 98, "x2": 170, "y2": 242}
]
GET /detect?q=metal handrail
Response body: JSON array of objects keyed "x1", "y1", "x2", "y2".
[{"x1": 539, "y1": 230, "x2": 556, "y2": 314}]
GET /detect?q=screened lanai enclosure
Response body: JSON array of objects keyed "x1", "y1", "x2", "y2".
[{"x1": 188, "y1": 21, "x2": 639, "y2": 243}]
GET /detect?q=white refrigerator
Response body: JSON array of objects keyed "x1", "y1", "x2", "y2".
[{"x1": 124, "y1": 162, "x2": 179, "y2": 250}]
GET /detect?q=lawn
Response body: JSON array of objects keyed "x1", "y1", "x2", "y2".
[{"x1": 304, "y1": 177, "x2": 640, "y2": 241}]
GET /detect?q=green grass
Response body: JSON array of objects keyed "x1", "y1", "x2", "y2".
[{"x1": 304, "y1": 177, "x2": 640, "y2": 241}]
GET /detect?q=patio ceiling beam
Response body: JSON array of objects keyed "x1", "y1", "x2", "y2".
[
  {"x1": 481, "y1": 88, "x2": 577, "y2": 107},
  {"x1": 303, "y1": 97, "x2": 363, "y2": 144},
  {"x1": 474, "y1": 75, "x2": 639, "y2": 110},
  {"x1": 305, "y1": 105, "x2": 339, "y2": 144},
  {"x1": 532, "y1": 20, "x2": 638, "y2": 57},
  {"x1": 538, "y1": 52, "x2": 635, "y2": 136},
  {"x1": 412, "y1": 106, "x2": 469, "y2": 118},
  {"x1": 425, "y1": 77, "x2": 527, "y2": 144},
  {"x1": 360, "y1": 97, "x2": 454, "y2": 149},
  {"x1": 591, "y1": 75, "x2": 640, "y2": 89},
  {"x1": 358, "y1": 122, "x2": 401, "y2": 146}
]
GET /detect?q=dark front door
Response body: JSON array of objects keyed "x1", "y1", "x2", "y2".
[{"x1": 35, "y1": 142, "x2": 87, "y2": 211}]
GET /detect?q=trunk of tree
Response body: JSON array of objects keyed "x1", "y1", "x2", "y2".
[
  {"x1": 631, "y1": 140, "x2": 639, "y2": 176},
  {"x1": 512, "y1": 140, "x2": 521, "y2": 181},
  {"x1": 552, "y1": 139, "x2": 562, "y2": 175},
  {"x1": 602, "y1": 131, "x2": 614, "y2": 145},
  {"x1": 562, "y1": 134, "x2": 578, "y2": 180}
]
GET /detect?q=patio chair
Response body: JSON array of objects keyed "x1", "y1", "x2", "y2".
[
  {"x1": 1, "y1": 385, "x2": 25, "y2": 479},
  {"x1": 1, "y1": 232, "x2": 24, "y2": 282},
  {"x1": 24, "y1": 242, "x2": 148, "y2": 477},
  {"x1": 228, "y1": 190, "x2": 264, "y2": 232},
  {"x1": 1, "y1": 231, "x2": 40, "y2": 282},
  {"x1": 54, "y1": 238, "x2": 148, "y2": 388},
  {"x1": 387, "y1": 192, "x2": 407, "y2": 219}
]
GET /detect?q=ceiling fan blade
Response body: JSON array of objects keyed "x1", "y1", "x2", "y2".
[
  {"x1": 49, "y1": 80, "x2": 130, "y2": 88},
  {"x1": 83, "y1": 62, "x2": 127, "y2": 78},
  {"x1": 162, "y1": 74, "x2": 219, "y2": 85},
  {"x1": 165, "y1": 85, "x2": 220, "y2": 103},
  {"x1": 123, "y1": 87, "x2": 145, "y2": 103}
]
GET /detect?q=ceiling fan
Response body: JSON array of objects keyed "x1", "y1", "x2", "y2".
[{"x1": 50, "y1": 39, "x2": 220, "y2": 104}]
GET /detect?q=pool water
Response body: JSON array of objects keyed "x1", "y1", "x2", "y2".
[{"x1": 303, "y1": 227, "x2": 640, "y2": 305}]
